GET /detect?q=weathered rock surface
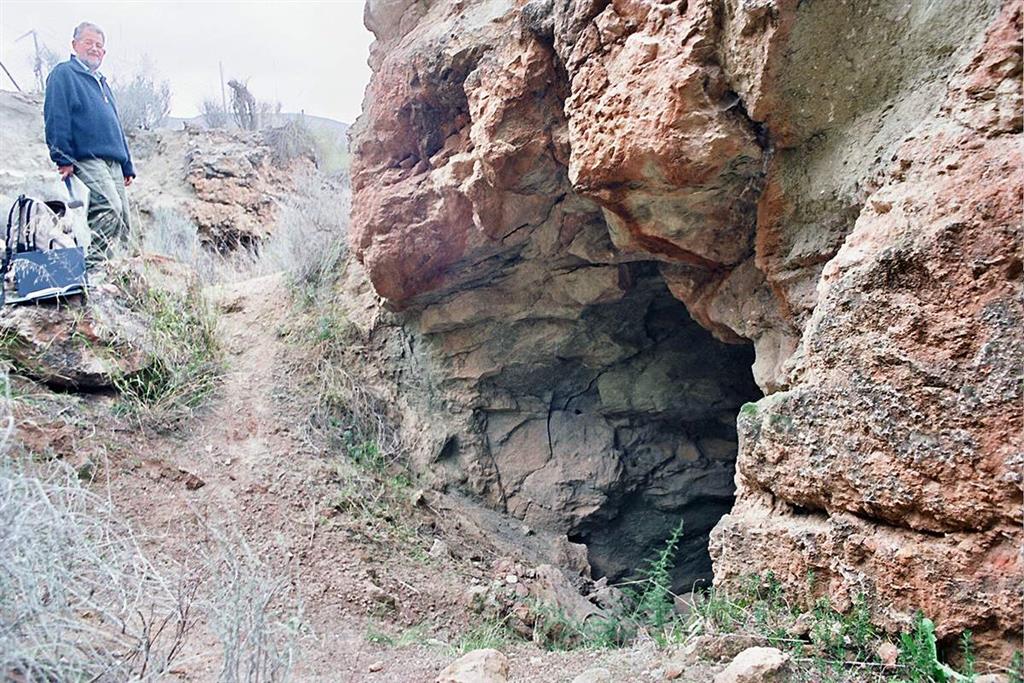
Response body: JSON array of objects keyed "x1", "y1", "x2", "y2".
[
  {"x1": 350, "y1": 0, "x2": 762, "y2": 592},
  {"x1": 182, "y1": 128, "x2": 315, "y2": 249},
  {"x1": 0, "y1": 289, "x2": 149, "y2": 389},
  {"x1": 712, "y1": 0, "x2": 1023, "y2": 661},
  {"x1": 348, "y1": 0, "x2": 1021, "y2": 661}
]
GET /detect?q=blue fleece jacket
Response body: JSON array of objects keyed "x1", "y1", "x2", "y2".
[{"x1": 43, "y1": 57, "x2": 135, "y2": 177}]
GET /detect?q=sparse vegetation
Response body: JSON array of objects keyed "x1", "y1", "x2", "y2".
[
  {"x1": 366, "y1": 622, "x2": 433, "y2": 649},
  {"x1": 1010, "y1": 651, "x2": 1024, "y2": 683},
  {"x1": 898, "y1": 612, "x2": 964, "y2": 683},
  {"x1": 450, "y1": 616, "x2": 517, "y2": 656},
  {"x1": 626, "y1": 519, "x2": 685, "y2": 637},
  {"x1": 465, "y1": 522, "x2": 1001, "y2": 683},
  {"x1": 308, "y1": 125, "x2": 350, "y2": 174},
  {"x1": 201, "y1": 528, "x2": 304, "y2": 683},
  {"x1": 264, "y1": 117, "x2": 317, "y2": 165},
  {"x1": 681, "y1": 575, "x2": 997, "y2": 682},
  {"x1": 201, "y1": 97, "x2": 231, "y2": 128},
  {"x1": 144, "y1": 208, "x2": 223, "y2": 280},
  {"x1": 112, "y1": 263, "x2": 222, "y2": 425},
  {"x1": 0, "y1": 389, "x2": 196, "y2": 678},
  {"x1": 258, "y1": 169, "x2": 350, "y2": 287}
]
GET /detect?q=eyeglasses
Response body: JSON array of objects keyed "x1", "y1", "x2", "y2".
[{"x1": 76, "y1": 39, "x2": 105, "y2": 51}]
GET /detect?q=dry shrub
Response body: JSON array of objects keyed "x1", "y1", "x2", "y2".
[
  {"x1": 256, "y1": 169, "x2": 350, "y2": 288},
  {"x1": 201, "y1": 527, "x2": 303, "y2": 682},
  {"x1": 201, "y1": 98, "x2": 230, "y2": 128},
  {"x1": 143, "y1": 168, "x2": 348, "y2": 289},
  {"x1": 0, "y1": 367, "x2": 302, "y2": 680},
  {"x1": 143, "y1": 208, "x2": 244, "y2": 284},
  {"x1": 0, "y1": 456, "x2": 304, "y2": 681},
  {"x1": 112, "y1": 66, "x2": 172, "y2": 130},
  {"x1": 0, "y1": 422, "x2": 195, "y2": 679},
  {"x1": 262, "y1": 119, "x2": 317, "y2": 165}
]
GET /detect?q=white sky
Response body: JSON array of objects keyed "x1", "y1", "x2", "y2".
[{"x1": 0, "y1": 0, "x2": 374, "y2": 123}]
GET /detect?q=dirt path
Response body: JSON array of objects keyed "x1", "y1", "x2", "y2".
[
  {"x1": 105, "y1": 274, "x2": 453, "y2": 680},
  {"x1": 96, "y1": 273, "x2": 664, "y2": 682}
]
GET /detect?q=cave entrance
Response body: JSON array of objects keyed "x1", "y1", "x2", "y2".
[
  {"x1": 477, "y1": 262, "x2": 762, "y2": 593},
  {"x1": 554, "y1": 266, "x2": 762, "y2": 593}
]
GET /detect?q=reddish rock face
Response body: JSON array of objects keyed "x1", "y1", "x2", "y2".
[
  {"x1": 562, "y1": 0, "x2": 763, "y2": 267},
  {"x1": 713, "y1": 0, "x2": 1023, "y2": 661},
  {"x1": 183, "y1": 129, "x2": 314, "y2": 250},
  {"x1": 349, "y1": 0, "x2": 1021, "y2": 660}
]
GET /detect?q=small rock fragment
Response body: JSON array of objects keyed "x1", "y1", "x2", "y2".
[
  {"x1": 876, "y1": 641, "x2": 899, "y2": 668},
  {"x1": 713, "y1": 647, "x2": 790, "y2": 683},
  {"x1": 429, "y1": 538, "x2": 450, "y2": 558},
  {"x1": 571, "y1": 667, "x2": 612, "y2": 683},
  {"x1": 179, "y1": 469, "x2": 206, "y2": 490},
  {"x1": 436, "y1": 648, "x2": 508, "y2": 683}
]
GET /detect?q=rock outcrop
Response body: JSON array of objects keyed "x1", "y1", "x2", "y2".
[
  {"x1": 348, "y1": 0, "x2": 1021, "y2": 661},
  {"x1": 0, "y1": 90, "x2": 313, "y2": 253},
  {"x1": 710, "y1": 0, "x2": 1023, "y2": 659},
  {"x1": 0, "y1": 255, "x2": 196, "y2": 390},
  {"x1": 182, "y1": 128, "x2": 315, "y2": 249},
  {"x1": 0, "y1": 288, "x2": 150, "y2": 389}
]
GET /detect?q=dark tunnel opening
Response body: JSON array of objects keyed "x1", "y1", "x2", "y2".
[
  {"x1": 476, "y1": 262, "x2": 762, "y2": 592},
  {"x1": 562, "y1": 278, "x2": 761, "y2": 593}
]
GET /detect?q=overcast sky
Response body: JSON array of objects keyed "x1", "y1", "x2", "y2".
[{"x1": 0, "y1": 0, "x2": 374, "y2": 123}]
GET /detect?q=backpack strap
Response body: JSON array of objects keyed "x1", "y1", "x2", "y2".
[
  {"x1": 22, "y1": 197, "x2": 36, "y2": 252},
  {"x1": 1, "y1": 195, "x2": 40, "y2": 306},
  {"x1": 15, "y1": 196, "x2": 28, "y2": 253},
  {"x1": 1, "y1": 196, "x2": 24, "y2": 306},
  {"x1": 4, "y1": 197, "x2": 18, "y2": 255}
]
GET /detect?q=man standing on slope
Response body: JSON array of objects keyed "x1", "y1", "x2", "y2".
[{"x1": 44, "y1": 21, "x2": 136, "y2": 266}]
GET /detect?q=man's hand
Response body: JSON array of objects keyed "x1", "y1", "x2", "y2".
[
  {"x1": 58, "y1": 165, "x2": 74, "y2": 180},
  {"x1": 124, "y1": 176, "x2": 133, "y2": 187}
]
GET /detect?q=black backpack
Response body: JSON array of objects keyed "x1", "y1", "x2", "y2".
[{"x1": 1, "y1": 193, "x2": 88, "y2": 306}]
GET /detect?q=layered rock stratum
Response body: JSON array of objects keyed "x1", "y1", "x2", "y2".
[{"x1": 348, "y1": 0, "x2": 1022, "y2": 660}]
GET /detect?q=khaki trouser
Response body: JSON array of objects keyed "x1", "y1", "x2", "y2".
[{"x1": 73, "y1": 158, "x2": 131, "y2": 266}]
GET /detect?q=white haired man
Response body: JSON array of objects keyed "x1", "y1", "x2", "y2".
[{"x1": 43, "y1": 21, "x2": 136, "y2": 266}]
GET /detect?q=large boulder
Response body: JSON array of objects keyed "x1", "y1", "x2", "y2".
[{"x1": 1, "y1": 290, "x2": 150, "y2": 390}]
